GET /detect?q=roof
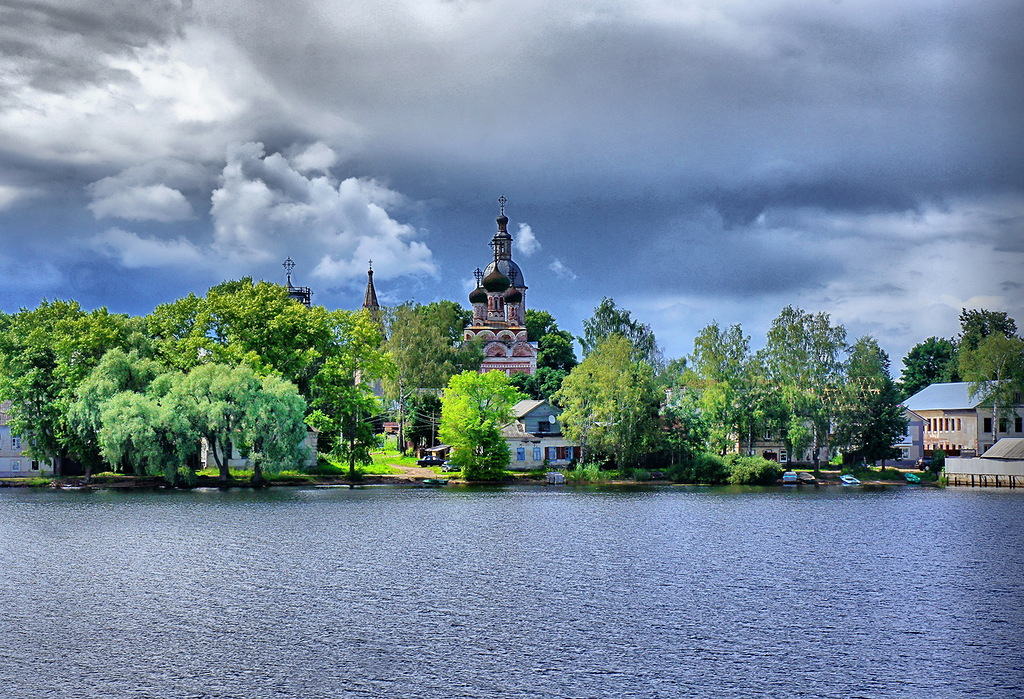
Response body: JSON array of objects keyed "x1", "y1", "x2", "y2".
[
  {"x1": 903, "y1": 382, "x2": 981, "y2": 411},
  {"x1": 512, "y1": 399, "x2": 546, "y2": 419},
  {"x1": 982, "y1": 438, "x2": 1024, "y2": 460}
]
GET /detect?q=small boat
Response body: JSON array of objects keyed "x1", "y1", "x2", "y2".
[
  {"x1": 420, "y1": 478, "x2": 448, "y2": 487},
  {"x1": 904, "y1": 472, "x2": 921, "y2": 484},
  {"x1": 840, "y1": 474, "x2": 860, "y2": 486},
  {"x1": 782, "y1": 471, "x2": 799, "y2": 484},
  {"x1": 797, "y1": 471, "x2": 817, "y2": 484}
]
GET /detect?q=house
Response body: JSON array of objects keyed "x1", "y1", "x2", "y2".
[
  {"x1": 903, "y1": 382, "x2": 1024, "y2": 457},
  {"x1": 502, "y1": 399, "x2": 579, "y2": 470},
  {"x1": 895, "y1": 408, "x2": 926, "y2": 463},
  {"x1": 0, "y1": 401, "x2": 52, "y2": 477}
]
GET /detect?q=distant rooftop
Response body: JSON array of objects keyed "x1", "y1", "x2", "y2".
[
  {"x1": 982, "y1": 438, "x2": 1024, "y2": 460},
  {"x1": 903, "y1": 382, "x2": 982, "y2": 411}
]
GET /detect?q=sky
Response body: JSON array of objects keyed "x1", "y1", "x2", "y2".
[{"x1": 1, "y1": 0, "x2": 1022, "y2": 370}]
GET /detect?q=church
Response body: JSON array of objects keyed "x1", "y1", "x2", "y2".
[{"x1": 462, "y1": 198, "x2": 538, "y2": 376}]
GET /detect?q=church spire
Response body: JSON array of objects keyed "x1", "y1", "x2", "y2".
[{"x1": 362, "y1": 260, "x2": 380, "y2": 311}]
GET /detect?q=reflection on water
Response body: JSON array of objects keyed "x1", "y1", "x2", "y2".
[{"x1": 1, "y1": 486, "x2": 1022, "y2": 698}]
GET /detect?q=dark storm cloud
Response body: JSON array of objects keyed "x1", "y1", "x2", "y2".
[
  {"x1": 0, "y1": 0, "x2": 1022, "y2": 366},
  {"x1": 0, "y1": 0, "x2": 191, "y2": 91}
]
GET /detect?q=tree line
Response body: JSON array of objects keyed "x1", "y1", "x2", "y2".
[{"x1": 2, "y1": 277, "x2": 1020, "y2": 485}]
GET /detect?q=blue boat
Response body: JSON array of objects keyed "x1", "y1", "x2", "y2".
[
  {"x1": 904, "y1": 472, "x2": 921, "y2": 484},
  {"x1": 840, "y1": 474, "x2": 860, "y2": 486}
]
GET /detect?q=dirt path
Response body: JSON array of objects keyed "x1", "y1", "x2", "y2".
[{"x1": 390, "y1": 464, "x2": 442, "y2": 480}]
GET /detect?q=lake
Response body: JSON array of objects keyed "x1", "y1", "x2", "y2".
[{"x1": 1, "y1": 484, "x2": 1022, "y2": 698}]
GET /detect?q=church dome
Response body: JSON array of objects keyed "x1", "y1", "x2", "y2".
[
  {"x1": 483, "y1": 259, "x2": 525, "y2": 289},
  {"x1": 504, "y1": 286, "x2": 522, "y2": 303},
  {"x1": 482, "y1": 266, "x2": 511, "y2": 292},
  {"x1": 469, "y1": 286, "x2": 487, "y2": 304}
]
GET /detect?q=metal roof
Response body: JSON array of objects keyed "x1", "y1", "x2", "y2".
[
  {"x1": 512, "y1": 399, "x2": 547, "y2": 419},
  {"x1": 982, "y1": 438, "x2": 1024, "y2": 460},
  {"x1": 903, "y1": 382, "x2": 981, "y2": 411}
]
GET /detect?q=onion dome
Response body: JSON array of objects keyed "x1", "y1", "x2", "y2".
[
  {"x1": 482, "y1": 266, "x2": 511, "y2": 292},
  {"x1": 504, "y1": 286, "x2": 522, "y2": 303},
  {"x1": 469, "y1": 286, "x2": 488, "y2": 304}
]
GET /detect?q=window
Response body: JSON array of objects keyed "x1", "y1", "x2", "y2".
[
  {"x1": 547, "y1": 447, "x2": 557, "y2": 461},
  {"x1": 999, "y1": 418, "x2": 1008, "y2": 433},
  {"x1": 533, "y1": 447, "x2": 542, "y2": 461},
  {"x1": 516, "y1": 447, "x2": 525, "y2": 461},
  {"x1": 956, "y1": 418, "x2": 962, "y2": 431},
  {"x1": 11, "y1": 436, "x2": 20, "y2": 450},
  {"x1": 11, "y1": 460, "x2": 20, "y2": 471},
  {"x1": 983, "y1": 417, "x2": 992, "y2": 433},
  {"x1": 1016, "y1": 417, "x2": 1023, "y2": 433},
  {"x1": 31, "y1": 461, "x2": 39, "y2": 471}
]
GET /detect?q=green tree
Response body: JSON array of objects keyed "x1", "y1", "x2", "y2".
[
  {"x1": 0, "y1": 301, "x2": 149, "y2": 478},
  {"x1": 580, "y1": 297, "x2": 661, "y2": 367},
  {"x1": 899, "y1": 336, "x2": 959, "y2": 398},
  {"x1": 554, "y1": 334, "x2": 662, "y2": 470},
  {"x1": 684, "y1": 322, "x2": 753, "y2": 455},
  {"x1": 958, "y1": 308, "x2": 1017, "y2": 354},
  {"x1": 439, "y1": 370, "x2": 524, "y2": 480},
  {"x1": 167, "y1": 363, "x2": 309, "y2": 485},
  {"x1": 509, "y1": 366, "x2": 569, "y2": 402},
  {"x1": 383, "y1": 303, "x2": 483, "y2": 451},
  {"x1": 960, "y1": 333, "x2": 1024, "y2": 444},
  {"x1": 836, "y1": 337, "x2": 908, "y2": 466},
  {"x1": 759, "y1": 306, "x2": 847, "y2": 471}
]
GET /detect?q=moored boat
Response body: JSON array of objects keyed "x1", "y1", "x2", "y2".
[
  {"x1": 904, "y1": 472, "x2": 921, "y2": 484},
  {"x1": 840, "y1": 474, "x2": 860, "y2": 486}
]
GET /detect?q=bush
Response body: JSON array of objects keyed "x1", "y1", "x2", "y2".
[
  {"x1": 931, "y1": 449, "x2": 946, "y2": 474},
  {"x1": 725, "y1": 455, "x2": 784, "y2": 485},
  {"x1": 668, "y1": 452, "x2": 729, "y2": 484}
]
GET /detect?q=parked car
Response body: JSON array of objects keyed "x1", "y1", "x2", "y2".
[{"x1": 416, "y1": 455, "x2": 445, "y2": 467}]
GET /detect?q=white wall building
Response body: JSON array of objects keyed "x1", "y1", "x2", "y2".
[{"x1": 0, "y1": 401, "x2": 52, "y2": 477}]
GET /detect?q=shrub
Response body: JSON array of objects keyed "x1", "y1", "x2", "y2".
[
  {"x1": 931, "y1": 449, "x2": 946, "y2": 474},
  {"x1": 726, "y1": 455, "x2": 784, "y2": 485},
  {"x1": 566, "y1": 461, "x2": 604, "y2": 483},
  {"x1": 668, "y1": 452, "x2": 729, "y2": 484}
]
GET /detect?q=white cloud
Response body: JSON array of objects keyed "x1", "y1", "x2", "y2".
[
  {"x1": 83, "y1": 141, "x2": 436, "y2": 283},
  {"x1": 88, "y1": 183, "x2": 194, "y2": 222},
  {"x1": 0, "y1": 185, "x2": 38, "y2": 211},
  {"x1": 290, "y1": 142, "x2": 338, "y2": 173},
  {"x1": 514, "y1": 223, "x2": 540, "y2": 257},
  {"x1": 91, "y1": 228, "x2": 205, "y2": 268},
  {"x1": 549, "y1": 258, "x2": 577, "y2": 280}
]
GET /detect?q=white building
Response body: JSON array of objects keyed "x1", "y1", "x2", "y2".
[
  {"x1": 903, "y1": 382, "x2": 1024, "y2": 456},
  {"x1": 0, "y1": 401, "x2": 52, "y2": 477}
]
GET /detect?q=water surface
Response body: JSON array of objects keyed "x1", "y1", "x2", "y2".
[{"x1": 1, "y1": 485, "x2": 1021, "y2": 698}]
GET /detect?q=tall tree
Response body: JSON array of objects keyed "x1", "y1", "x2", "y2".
[
  {"x1": 899, "y1": 336, "x2": 959, "y2": 398},
  {"x1": 554, "y1": 334, "x2": 662, "y2": 470},
  {"x1": 684, "y1": 322, "x2": 753, "y2": 455},
  {"x1": 958, "y1": 308, "x2": 1017, "y2": 354},
  {"x1": 959, "y1": 333, "x2": 1024, "y2": 444},
  {"x1": 383, "y1": 303, "x2": 483, "y2": 451},
  {"x1": 759, "y1": 306, "x2": 847, "y2": 471},
  {"x1": 0, "y1": 301, "x2": 148, "y2": 477},
  {"x1": 580, "y1": 298, "x2": 661, "y2": 368},
  {"x1": 439, "y1": 371, "x2": 524, "y2": 480},
  {"x1": 836, "y1": 337, "x2": 908, "y2": 466}
]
